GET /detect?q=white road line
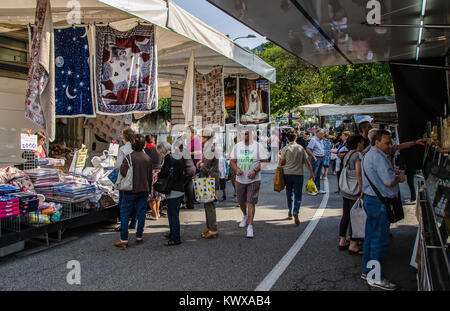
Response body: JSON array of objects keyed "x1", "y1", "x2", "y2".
[{"x1": 255, "y1": 180, "x2": 329, "y2": 291}]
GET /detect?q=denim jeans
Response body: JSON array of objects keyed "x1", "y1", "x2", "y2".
[
  {"x1": 120, "y1": 192, "x2": 148, "y2": 241},
  {"x1": 167, "y1": 196, "x2": 183, "y2": 243},
  {"x1": 310, "y1": 157, "x2": 324, "y2": 191},
  {"x1": 119, "y1": 191, "x2": 137, "y2": 228},
  {"x1": 284, "y1": 174, "x2": 304, "y2": 216},
  {"x1": 362, "y1": 195, "x2": 391, "y2": 281}
]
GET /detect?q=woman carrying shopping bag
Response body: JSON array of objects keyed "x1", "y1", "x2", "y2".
[
  {"x1": 197, "y1": 128, "x2": 220, "y2": 239},
  {"x1": 115, "y1": 134, "x2": 153, "y2": 249},
  {"x1": 278, "y1": 129, "x2": 314, "y2": 225},
  {"x1": 338, "y1": 135, "x2": 365, "y2": 255}
]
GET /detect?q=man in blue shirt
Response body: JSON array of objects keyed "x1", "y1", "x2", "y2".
[
  {"x1": 306, "y1": 129, "x2": 326, "y2": 194},
  {"x1": 361, "y1": 129, "x2": 405, "y2": 291}
]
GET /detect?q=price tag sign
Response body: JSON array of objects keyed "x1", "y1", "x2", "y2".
[
  {"x1": 108, "y1": 142, "x2": 119, "y2": 156},
  {"x1": 20, "y1": 133, "x2": 38, "y2": 150},
  {"x1": 76, "y1": 148, "x2": 88, "y2": 168}
]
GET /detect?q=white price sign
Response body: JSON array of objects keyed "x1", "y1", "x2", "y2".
[
  {"x1": 21, "y1": 133, "x2": 38, "y2": 150},
  {"x1": 108, "y1": 143, "x2": 119, "y2": 156}
]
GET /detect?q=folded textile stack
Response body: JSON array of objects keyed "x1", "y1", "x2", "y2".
[
  {"x1": 53, "y1": 183, "x2": 96, "y2": 201},
  {"x1": 10, "y1": 192, "x2": 39, "y2": 215},
  {"x1": 25, "y1": 168, "x2": 61, "y2": 186},
  {"x1": 0, "y1": 185, "x2": 20, "y2": 196},
  {"x1": 25, "y1": 168, "x2": 62, "y2": 199},
  {"x1": 0, "y1": 196, "x2": 20, "y2": 219}
]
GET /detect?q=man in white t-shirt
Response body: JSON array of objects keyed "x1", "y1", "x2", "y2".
[{"x1": 230, "y1": 129, "x2": 269, "y2": 238}]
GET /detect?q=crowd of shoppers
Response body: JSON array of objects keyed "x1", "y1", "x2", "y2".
[{"x1": 111, "y1": 121, "x2": 426, "y2": 291}]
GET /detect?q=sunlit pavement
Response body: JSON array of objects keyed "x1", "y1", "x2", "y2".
[{"x1": 0, "y1": 171, "x2": 418, "y2": 291}]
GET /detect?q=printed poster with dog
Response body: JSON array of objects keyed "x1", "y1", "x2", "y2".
[{"x1": 239, "y1": 78, "x2": 270, "y2": 124}]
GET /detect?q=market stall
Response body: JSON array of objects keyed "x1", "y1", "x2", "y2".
[
  {"x1": 0, "y1": 0, "x2": 276, "y2": 255},
  {"x1": 209, "y1": 0, "x2": 450, "y2": 290}
]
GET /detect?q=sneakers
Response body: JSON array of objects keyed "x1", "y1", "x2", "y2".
[
  {"x1": 367, "y1": 278, "x2": 398, "y2": 291},
  {"x1": 323, "y1": 176, "x2": 328, "y2": 180},
  {"x1": 319, "y1": 190, "x2": 327, "y2": 194},
  {"x1": 403, "y1": 199, "x2": 416, "y2": 204},
  {"x1": 222, "y1": 196, "x2": 226, "y2": 202},
  {"x1": 246, "y1": 225, "x2": 254, "y2": 238},
  {"x1": 239, "y1": 215, "x2": 248, "y2": 228},
  {"x1": 361, "y1": 273, "x2": 367, "y2": 280}
]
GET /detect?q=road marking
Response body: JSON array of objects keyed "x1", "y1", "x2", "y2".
[{"x1": 255, "y1": 180, "x2": 329, "y2": 291}]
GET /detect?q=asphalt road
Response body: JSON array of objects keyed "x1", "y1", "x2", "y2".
[{"x1": 0, "y1": 170, "x2": 419, "y2": 291}]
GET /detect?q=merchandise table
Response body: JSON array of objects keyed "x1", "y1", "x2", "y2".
[{"x1": 0, "y1": 204, "x2": 119, "y2": 249}]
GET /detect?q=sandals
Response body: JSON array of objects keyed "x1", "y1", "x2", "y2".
[
  {"x1": 348, "y1": 248, "x2": 364, "y2": 256},
  {"x1": 164, "y1": 240, "x2": 182, "y2": 246},
  {"x1": 338, "y1": 243, "x2": 349, "y2": 250}
]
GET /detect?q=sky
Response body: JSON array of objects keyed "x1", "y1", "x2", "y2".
[{"x1": 172, "y1": 0, "x2": 267, "y2": 49}]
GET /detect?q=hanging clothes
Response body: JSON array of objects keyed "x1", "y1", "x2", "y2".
[
  {"x1": 25, "y1": 0, "x2": 55, "y2": 141},
  {"x1": 94, "y1": 25, "x2": 158, "y2": 115},
  {"x1": 194, "y1": 66, "x2": 225, "y2": 127},
  {"x1": 54, "y1": 26, "x2": 95, "y2": 117}
]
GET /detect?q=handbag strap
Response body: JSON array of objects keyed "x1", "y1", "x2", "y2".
[
  {"x1": 343, "y1": 151, "x2": 356, "y2": 169},
  {"x1": 124, "y1": 153, "x2": 133, "y2": 169},
  {"x1": 362, "y1": 156, "x2": 388, "y2": 206}
]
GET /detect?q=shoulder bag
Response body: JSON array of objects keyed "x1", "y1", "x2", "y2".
[
  {"x1": 115, "y1": 154, "x2": 133, "y2": 191},
  {"x1": 339, "y1": 152, "x2": 360, "y2": 196},
  {"x1": 362, "y1": 157, "x2": 404, "y2": 223},
  {"x1": 154, "y1": 156, "x2": 173, "y2": 195}
]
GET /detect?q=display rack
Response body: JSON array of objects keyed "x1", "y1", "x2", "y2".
[
  {"x1": 414, "y1": 144, "x2": 450, "y2": 290},
  {"x1": 0, "y1": 216, "x2": 20, "y2": 238}
]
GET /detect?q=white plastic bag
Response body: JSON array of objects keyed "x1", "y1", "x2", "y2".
[{"x1": 350, "y1": 199, "x2": 367, "y2": 239}]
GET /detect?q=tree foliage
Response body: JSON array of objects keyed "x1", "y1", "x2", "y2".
[{"x1": 256, "y1": 42, "x2": 395, "y2": 116}]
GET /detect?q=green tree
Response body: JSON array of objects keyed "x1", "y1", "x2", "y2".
[
  {"x1": 256, "y1": 42, "x2": 331, "y2": 116},
  {"x1": 256, "y1": 42, "x2": 395, "y2": 115},
  {"x1": 319, "y1": 62, "x2": 394, "y2": 105}
]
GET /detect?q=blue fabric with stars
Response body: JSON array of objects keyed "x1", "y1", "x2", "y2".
[{"x1": 54, "y1": 26, "x2": 94, "y2": 117}]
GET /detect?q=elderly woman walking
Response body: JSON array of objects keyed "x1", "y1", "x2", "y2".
[{"x1": 197, "y1": 128, "x2": 220, "y2": 239}]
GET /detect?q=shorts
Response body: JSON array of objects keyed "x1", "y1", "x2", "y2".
[
  {"x1": 219, "y1": 178, "x2": 226, "y2": 190},
  {"x1": 236, "y1": 181, "x2": 261, "y2": 205}
]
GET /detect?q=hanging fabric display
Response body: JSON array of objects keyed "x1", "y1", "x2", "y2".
[
  {"x1": 94, "y1": 25, "x2": 158, "y2": 115},
  {"x1": 54, "y1": 26, "x2": 94, "y2": 117},
  {"x1": 224, "y1": 77, "x2": 237, "y2": 124},
  {"x1": 194, "y1": 66, "x2": 224, "y2": 127},
  {"x1": 84, "y1": 114, "x2": 132, "y2": 143},
  {"x1": 171, "y1": 81, "x2": 185, "y2": 126},
  {"x1": 25, "y1": 0, "x2": 55, "y2": 141},
  {"x1": 239, "y1": 78, "x2": 270, "y2": 124}
]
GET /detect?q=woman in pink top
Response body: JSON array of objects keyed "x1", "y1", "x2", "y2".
[{"x1": 34, "y1": 131, "x2": 47, "y2": 159}]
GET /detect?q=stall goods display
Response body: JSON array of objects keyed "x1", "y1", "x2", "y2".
[
  {"x1": 53, "y1": 183, "x2": 96, "y2": 201},
  {"x1": 10, "y1": 193, "x2": 39, "y2": 215},
  {"x1": 0, "y1": 167, "x2": 34, "y2": 192},
  {"x1": 0, "y1": 185, "x2": 20, "y2": 196},
  {"x1": 0, "y1": 197, "x2": 20, "y2": 219},
  {"x1": 27, "y1": 202, "x2": 62, "y2": 224}
]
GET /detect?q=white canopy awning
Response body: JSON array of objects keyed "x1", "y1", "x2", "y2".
[
  {"x1": 299, "y1": 103, "x2": 397, "y2": 116},
  {"x1": 0, "y1": 0, "x2": 276, "y2": 84}
]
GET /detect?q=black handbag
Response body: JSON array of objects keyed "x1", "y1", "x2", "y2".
[
  {"x1": 154, "y1": 157, "x2": 174, "y2": 195},
  {"x1": 362, "y1": 158, "x2": 404, "y2": 223}
]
